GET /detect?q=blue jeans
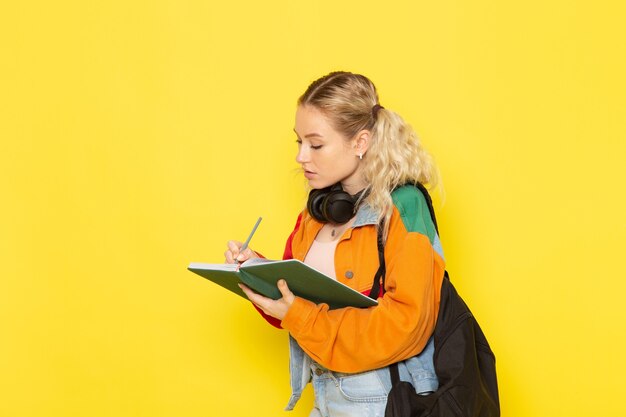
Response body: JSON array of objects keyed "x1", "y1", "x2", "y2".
[{"x1": 308, "y1": 363, "x2": 388, "y2": 417}]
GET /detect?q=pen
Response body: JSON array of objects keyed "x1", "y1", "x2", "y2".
[{"x1": 237, "y1": 216, "x2": 262, "y2": 264}]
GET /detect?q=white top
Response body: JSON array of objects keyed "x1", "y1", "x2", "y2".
[{"x1": 303, "y1": 238, "x2": 339, "y2": 280}]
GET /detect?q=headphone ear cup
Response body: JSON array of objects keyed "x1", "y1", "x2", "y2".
[
  {"x1": 307, "y1": 187, "x2": 331, "y2": 222},
  {"x1": 323, "y1": 191, "x2": 355, "y2": 224}
]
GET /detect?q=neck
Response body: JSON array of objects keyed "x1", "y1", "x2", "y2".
[{"x1": 340, "y1": 180, "x2": 367, "y2": 196}]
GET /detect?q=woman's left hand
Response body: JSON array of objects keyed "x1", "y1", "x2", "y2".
[{"x1": 238, "y1": 279, "x2": 295, "y2": 321}]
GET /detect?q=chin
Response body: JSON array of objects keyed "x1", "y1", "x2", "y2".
[{"x1": 307, "y1": 178, "x2": 334, "y2": 190}]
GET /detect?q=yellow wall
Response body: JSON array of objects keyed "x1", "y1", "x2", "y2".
[{"x1": 1, "y1": 1, "x2": 625, "y2": 416}]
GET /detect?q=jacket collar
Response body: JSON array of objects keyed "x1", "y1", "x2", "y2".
[{"x1": 353, "y1": 203, "x2": 379, "y2": 227}]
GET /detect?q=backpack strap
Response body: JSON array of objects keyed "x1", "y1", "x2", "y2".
[
  {"x1": 415, "y1": 182, "x2": 439, "y2": 235},
  {"x1": 371, "y1": 183, "x2": 440, "y2": 386},
  {"x1": 368, "y1": 230, "x2": 386, "y2": 301}
]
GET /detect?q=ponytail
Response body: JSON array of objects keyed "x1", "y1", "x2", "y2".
[{"x1": 362, "y1": 108, "x2": 440, "y2": 241}]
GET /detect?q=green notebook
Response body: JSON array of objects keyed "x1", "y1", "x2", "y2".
[{"x1": 188, "y1": 258, "x2": 378, "y2": 310}]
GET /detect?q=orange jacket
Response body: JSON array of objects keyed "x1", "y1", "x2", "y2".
[{"x1": 280, "y1": 185, "x2": 446, "y2": 373}]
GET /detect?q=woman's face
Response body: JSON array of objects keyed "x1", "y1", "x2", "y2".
[{"x1": 294, "y1": 105, "x2": 366, "y2": 194}]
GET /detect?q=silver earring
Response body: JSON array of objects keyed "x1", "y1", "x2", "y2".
[{"x1": 359, "y1": 153, "x2": 363, "y2": 160}]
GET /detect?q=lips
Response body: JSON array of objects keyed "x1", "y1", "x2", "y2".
[{"x1": 304, "y1": 170, "x2": 316, "y2": 179}]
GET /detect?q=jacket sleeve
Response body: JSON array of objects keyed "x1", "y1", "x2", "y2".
[
  {"x1": 251, "y1": 213, "x2": 304, "y2": 329},
  {"x1": 280, "y1": 210, "x2": 445, "y2": 373}
]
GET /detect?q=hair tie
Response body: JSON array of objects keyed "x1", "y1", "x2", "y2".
[{"x1": 372, "y1": 104, "x2": 384, "y2": 119}]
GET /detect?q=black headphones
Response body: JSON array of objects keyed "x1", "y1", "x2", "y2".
[{"x1": 307, "y1": 184, "x2": 367, "y2": 224}]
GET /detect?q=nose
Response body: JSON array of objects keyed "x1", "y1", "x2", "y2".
[{"x1": 295, "y1": 144, "x2": 310, "y2": 164}]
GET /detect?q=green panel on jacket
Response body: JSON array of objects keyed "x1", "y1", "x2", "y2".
[{"x1": 391, "y1": 185, "x2": 438, "y2": 245}]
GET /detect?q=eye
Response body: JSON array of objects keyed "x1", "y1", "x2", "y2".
[{"x1": 311, "y1": 145, "x2": 323, "y2": 150}]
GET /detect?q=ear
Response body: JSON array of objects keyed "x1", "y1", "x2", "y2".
[{"x1": 353, "y1": 129, "x2": 371, "y2": 156}]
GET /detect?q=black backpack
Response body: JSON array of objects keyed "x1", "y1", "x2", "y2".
[{"x1": 370, "y1": 184, "x2": 500, "y2": 417}]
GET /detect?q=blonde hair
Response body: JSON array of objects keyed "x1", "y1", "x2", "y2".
[{"x1": 298, "y1": 71, "x2": 440, "y2": 240}]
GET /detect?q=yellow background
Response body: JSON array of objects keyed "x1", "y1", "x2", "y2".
[{"x1": 1, "y1": 1, "x2": 625, "y2": 416}]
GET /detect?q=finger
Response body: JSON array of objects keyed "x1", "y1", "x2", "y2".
[
  {"x1": 224, "y1": 250, "x2": 235, "y2": 264},
  {"x1": 238, "y1": 282, "x2": 252, "y2": 297},
  {"x1": 236, "y1": 247, "x2": 256, "y2": 262},
  {"x1": 238, "y1": 283, "x2": 260, "y2": 301},
  {"x1": 227, "y1": 240, "x2": 243, "y2": 259},
  {"x1": 239, "y1": 283, "x2": 270, "y2": 308},
  {"x1": 277, "y1": 279, "x2": 295, "y2": 303}
]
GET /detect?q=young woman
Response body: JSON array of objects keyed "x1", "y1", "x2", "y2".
[{"x1": 224, "y1": 71, "x2": 446, "y2": 417}]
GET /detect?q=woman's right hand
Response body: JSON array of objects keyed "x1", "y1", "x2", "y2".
[{"x1": 224, "y1": 240, "x2": 260, "y2": 264}]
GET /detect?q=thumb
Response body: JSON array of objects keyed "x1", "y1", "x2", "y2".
[{"x1": 277, "y1": 279, "x2": 294, "y2": 300}]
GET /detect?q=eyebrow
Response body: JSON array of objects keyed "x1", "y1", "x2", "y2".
[{"x1": 293, "y1": 128, "x2": 323, "y2": 139}]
